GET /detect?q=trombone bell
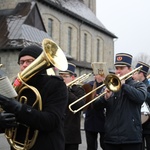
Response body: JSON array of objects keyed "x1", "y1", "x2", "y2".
[{"x1": 104, "y1": 74, "x2": 121, "y2": 92}]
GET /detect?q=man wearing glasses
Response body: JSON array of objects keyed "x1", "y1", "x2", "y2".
[{"x1": 59, "y1": 63, "x2": 85, "y2": 150}]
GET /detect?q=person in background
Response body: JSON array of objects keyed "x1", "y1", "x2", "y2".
[
  {"x1": 94, "y1": 53, "x2": 147, "y2": 150},
  {"x1": 0, "y1": 44, "x2": 68, "y2": 150},
  {"x1": 59, "y1": 63, "x2": 85, "y2": 150},
  {"x1": 132, "y1": 61, "x2": 150, "y2": 150},
  {"x1": 83, "y1": 62, "x2": 109, "y2": 150}
]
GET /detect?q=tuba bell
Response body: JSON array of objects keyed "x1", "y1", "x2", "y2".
[{"x1": 5, "y1": 38, "x2": 68, "y2": 150}]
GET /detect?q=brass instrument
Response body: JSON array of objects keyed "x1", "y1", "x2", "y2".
[
  {"x1": 46, "y1": 68, "x2": 55, "y2": 75},
  {"x1": 69, "y1": 65, "x2": 143, "y2": 113},
  {"x1": 67, "y1": 73, "x2": 92, "y2": 87},
  {"x1": 5, "y1": 38, "x2": 68, "y2": 150},
  {"x1": 147, "y1": 74, "x2": 150, "y2": 79}
]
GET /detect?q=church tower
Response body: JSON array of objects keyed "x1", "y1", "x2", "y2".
[{"x1": 83, "y1": 0, "x2": 96, "y2": 14}]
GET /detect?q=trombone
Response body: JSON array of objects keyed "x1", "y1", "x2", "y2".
[
  {"x1": 69, "y1": 65, "x2": 143, "y2": 114},
  {"x1": 147, "y1": 74, "x2": 150, "y2": 79},
  {"x1": 67, "y1": 73, "x2": 92, "y2": 87}
]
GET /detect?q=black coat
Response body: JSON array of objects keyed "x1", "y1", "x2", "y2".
[
  {"x1": 84, "y1": 81, "x2": 105, "y2": 132},
  {"x1": 142, "y1": 78, "x2": 150, "y2": 134},
  {"x1": 12, "y1": 73, "x2": 68, "y2": 150},
  {"x1": 64, "y1": 85, "x2": 85, "y2": 144},
  {"x1": 94, "y1": 78, "x2": 147, "y2": 144}
]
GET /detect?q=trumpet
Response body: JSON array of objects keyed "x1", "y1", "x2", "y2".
[
  {"x1": 69, "y1": 65, "x2": 143, "y2": 113},
  {"x1": 67, "y1": 73, "x2": 92, "y2": 87}
]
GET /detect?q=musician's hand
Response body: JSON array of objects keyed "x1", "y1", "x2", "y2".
[
  {"x1": 0, "y1": 112, "x2": 17, "y2": 128},
  {"x1": 68, "y1": 85, "x2": 78, "y2": 93},
  {"x1": 121, "y1": 79, "x2": 125, "y2": 85},
  {"x1": 104, "y1": 88, "x2": 112, "y2": 100},
  {"x1": 0, "y1": 94, "x2": 22, "y2": 114},
  {"x1": 117, "y1": 74, "x2": 125, "y2": 85}
]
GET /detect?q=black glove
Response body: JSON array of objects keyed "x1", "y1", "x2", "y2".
[
  {"x1": 0, "y1": 112, "x2": 17, "y2": 128},
  {"x1": 68, "y1": 85, "x2": 78, "y2": 93},
  {"x1": 0, "y1": 94, "x2": 22, "y2": 114}
]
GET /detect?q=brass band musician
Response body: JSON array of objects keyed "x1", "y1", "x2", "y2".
[
  {"x1": 0, "y1": 45, "x2": 68, "y2": 150},
  {"x1": 94, "y1": 53, "x2": 147, "y2": 150},
  {"x1": 83, "y1": 62, "x2": 109, "y2": 150},
  {"x1": 133, "y1": 61, "x2": 150, "y2": 150},
  {"x1": 59, "y1": 63, "x2": 85, "y2": 150}
]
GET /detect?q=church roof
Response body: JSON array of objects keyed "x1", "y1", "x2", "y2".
[
  {"x1": 0, "y1": 2, "x2": 50, "y2": 50},
  {"x1": 38, "y1": 0, "x2": 117, "y2": 38}
]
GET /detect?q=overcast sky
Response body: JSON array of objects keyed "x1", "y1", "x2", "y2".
[{"x1": 96, "y1": 0, "x2": 150, "y2": 58}]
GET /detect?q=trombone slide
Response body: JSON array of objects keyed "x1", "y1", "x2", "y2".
[
  {"x1": 67, "y1": 73, "x2": 92, "y2": 87},
  {"x1": 68, "y1": 65, "x2": 143, "y2": 114},
  {"x1": 69, "y1": 83, "x2": 105, "y2": 113}
]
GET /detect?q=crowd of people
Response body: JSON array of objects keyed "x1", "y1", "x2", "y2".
[{"x1": 0, "y1": 43, "x2": 150, "y2": 150}]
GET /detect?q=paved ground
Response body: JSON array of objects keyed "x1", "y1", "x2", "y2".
[
  {"x1": 0, "y1": 131, "x2": 101, "y2": 150},
  {"x1": 0, "y1": 134, "x2": 10, "y2": 150},
  {"x1": 0, "y1": 117, "x2": 102, "y2": 150}
]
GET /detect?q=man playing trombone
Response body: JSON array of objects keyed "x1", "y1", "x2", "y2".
[{"x1": 94, "y1": 53, "x2": 147, "y2": 150}]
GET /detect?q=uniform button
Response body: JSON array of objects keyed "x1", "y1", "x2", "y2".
[{"x1": 27, "y1": 108, "x2": 32, "y2": 112}]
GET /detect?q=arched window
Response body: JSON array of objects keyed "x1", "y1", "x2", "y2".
[
  {"x1": 84, "y1": 33, "x2": 87, "y2": 61},
  {"x1": 97, "y1": 39, "x2": 100, "y2": 61},
  {"x1": 48, "y1": 18, "x2": 53, "y2": 37},
  {"x1": 68, "y1": 27, "x2": 72, "y2": 55}
]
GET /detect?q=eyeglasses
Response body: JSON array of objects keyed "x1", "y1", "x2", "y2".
[
  {"x1": 59, "y1": 74, "x2": 71, "y2": 78},
  {"x1": 18, "y1": 59, "x2": 35, "y2": 65}
]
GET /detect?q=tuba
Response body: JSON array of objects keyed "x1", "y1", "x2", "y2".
[{"x1": 5, "y1": 38, "x2": 68, "y2": 150}]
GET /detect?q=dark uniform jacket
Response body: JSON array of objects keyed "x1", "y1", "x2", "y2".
[
  {"x1": 11, "y1": 73, "x2": 68, "y2": 150},
  {"x1": 84, "y1": 81, "x2": 105, "y2": 132},
  {"x1": 142, "y1": 78, "x2": 150, "y2": 134},
  {"x1": 64, "y1": 84, "x2": 85, "y2": 144},
  {"x1": 94, "y1": 77, "x2": 147, "y2": 144}
]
